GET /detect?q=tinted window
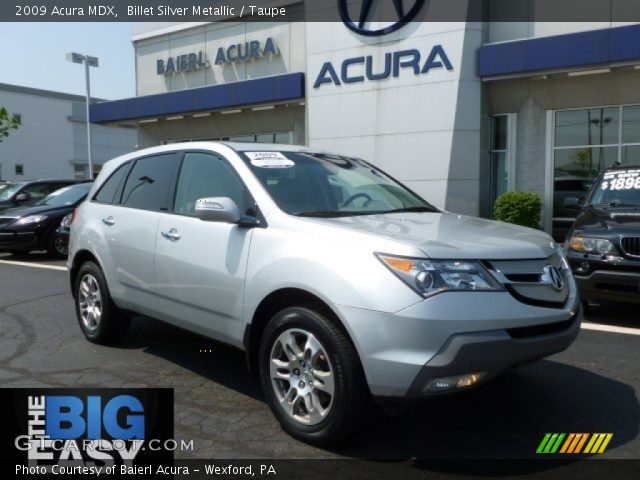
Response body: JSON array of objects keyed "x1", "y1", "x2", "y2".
[
  {"x1": 94, "y1": 163, "x2": 131, "y2": 204},
  {"x1": 22, "y1": 183, "x2": 53, "y2": 202},
  {"x1": 174, "y1": 152, "x2": 250, "y2": 216},
  {"x1": 121, "y1": 154, "x2": 178, "y2": 211}
]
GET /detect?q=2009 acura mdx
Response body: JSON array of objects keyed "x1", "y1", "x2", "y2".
[{"x1": 68, "y1": 143, "x2": 581, "y2": 444}]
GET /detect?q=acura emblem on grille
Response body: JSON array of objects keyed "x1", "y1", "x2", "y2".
[{"x1": 542, "y1": 265, "x2": 564, "y2": 291}]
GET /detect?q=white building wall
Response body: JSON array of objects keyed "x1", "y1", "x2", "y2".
[
  {"x1": 135, "y1": 20, "x2": 306, "y2": 96},
  {"x1": 305, "y1": 22, "x2": 485, "y2": 215},
  {"x1": 0, "y1": 87, "x2": 137, "y2": 181}
]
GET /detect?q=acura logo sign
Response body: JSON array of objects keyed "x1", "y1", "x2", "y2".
[
  {"x1": 542, "y1": 265, "x2": 564, "y2": 291},
  {"x1": 338, "y1": 0, "x2": 426, "y2": 36}
]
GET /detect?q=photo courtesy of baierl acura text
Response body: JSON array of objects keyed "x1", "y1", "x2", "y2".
[{"x1": 0, "y1": 0, "x2": 639, "y2": 479}]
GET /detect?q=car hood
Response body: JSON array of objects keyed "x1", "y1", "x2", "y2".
[
  {"x1": 312, "y1": 212, "x2": 555, "y2": 259},
  {"x1": 574, "y1": 206, "x2": 640, "y2": 235},
  {"x1": 0, "y1": 203, "x2": 71, "y2": 218}
]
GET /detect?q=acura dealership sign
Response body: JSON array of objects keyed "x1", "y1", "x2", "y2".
[
  {"x1": 313, "y1": 45, "x2": 453, "y2": 88},
  {"x1": 156, "y1": 37, "x2": 280, "y2": 75}
]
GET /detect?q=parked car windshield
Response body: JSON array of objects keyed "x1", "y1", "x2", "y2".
[
  {"x1": 240, "y1": 151, "x2": 437, "y2": 217},
  {"x1": 591, "y1": 168, "x2": 640, "y2": 206},
  {"x1": 36, "y1": 183, "x2": 92, "y2": 207},
  {"x1": 0, "y1": 182, "x2": 25, "y2": 201}
]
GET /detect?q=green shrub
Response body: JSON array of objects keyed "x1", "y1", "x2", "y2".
[{"x1": 493, "y1": 191, "x2": 542, "y2": 229}]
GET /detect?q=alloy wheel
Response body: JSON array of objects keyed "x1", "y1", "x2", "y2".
[
  {"x1": 270, "y1": 328, "x2": 335, "y2": 425},
  {"x1": 78, "y1": 274, "x2": 102, "y2": 332}
]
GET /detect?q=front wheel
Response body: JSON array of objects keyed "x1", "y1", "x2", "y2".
[
  {"x1": 258, "y1": 306, "x2": 368, "y2": 445},
  {"x1": 47, "y1": 230, "x2": 68, "y2": 258},
  {"x1": 74, "y1": 261, "x2": 130, "y2": 344}
]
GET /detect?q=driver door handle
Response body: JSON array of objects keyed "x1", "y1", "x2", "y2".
[
  {"x1": 102, "y1": 216, "x2": 115, "y2": 226},
  {"x1": 161, "y1": 228, "x2": 181, "y2": 241}
]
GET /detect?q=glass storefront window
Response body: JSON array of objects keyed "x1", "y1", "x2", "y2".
[
  {"x1": 552, "y1": 105, "x2": 640, "y2": 241},
  {"x1": 555, "y1": 108, "x2": 619, "y2": 147},
  {"x1": 622, "y1": 105, "x2": 640, "y2": 144},
  {"x1": 489, "y1": 115, "x2": 511, "y2": 209}
]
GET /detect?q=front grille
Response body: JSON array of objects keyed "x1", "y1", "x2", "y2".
[
  {"x1": 620, "y1": 237, "x2": 640, "y2": 257},
  {"x1": 0, "y1": 217, "x2": 16, "y2": 227},
  {"x1": 506, "y1": 314, "x2": 577, "y2": 339}
]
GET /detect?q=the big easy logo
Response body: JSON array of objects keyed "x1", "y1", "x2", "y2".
[
  {"x1": 4, "y1": 388, "x2": 174, "y2": 470},
  {"x1": 314, "y1": 0, "x2": 453, "y2": 88}
]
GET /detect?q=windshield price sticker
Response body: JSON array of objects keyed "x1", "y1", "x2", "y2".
[
  {"x1": 601, "y1": 169, "x2": 640, "y2": 191},
  {"x1": 247, "y1": 152, "x2": 295, "y2": 168}
]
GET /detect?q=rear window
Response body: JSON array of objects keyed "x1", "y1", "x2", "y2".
[{"x1": 94, "y1": 163, "x2": 131, "y2": 204}]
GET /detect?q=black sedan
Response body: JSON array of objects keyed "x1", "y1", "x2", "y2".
[
  {"x1": 564, "y1": 164, "x2": 640, "y2": 306},
  {"x1": 0, "y1": 182, "x2": 93, "y2": 258}
]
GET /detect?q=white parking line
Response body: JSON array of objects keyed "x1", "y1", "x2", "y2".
[
  {"x1": 582, "y1": 322, "x2": 640, "y2": 336},
  {"x1": 0, "y1": 259, "x2": 67, "y2": 271}
]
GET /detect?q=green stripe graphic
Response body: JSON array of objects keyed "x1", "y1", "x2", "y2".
[
  {"x1": 537, "y1": 433, "x2": 552, "y2": 453},
  {"x1": 543, "y1": 434, "x2": 559, "y2": 453},
  {"x1": 550, "y1": 433, "x2": 566, "y2": 453}
]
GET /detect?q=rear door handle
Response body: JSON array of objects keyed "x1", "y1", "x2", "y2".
[
  {"x1": 102, "y1": 216, "x2": 115, "y2": 226},
  {"x1": 161, "y1": 228, "x2": 181, "y2": 241}
]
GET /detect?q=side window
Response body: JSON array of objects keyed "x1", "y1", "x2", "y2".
[
  {"x1": 121, "y1": 154, "x2": 178, "y2": 211},
  {"x1": 173, "y1": 152, "x2": 250, "y2": 216},
  {"x1": 94, "y1": 163, "x2": 131, "y2": 204},
  {"x1": 22, "y1": 183, "x2": 51, "y2": 201}
]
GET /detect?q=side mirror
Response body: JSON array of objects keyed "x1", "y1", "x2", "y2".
[
  {"x1": 195, "y1": 197, "x2": 242, "y2": 223},
  {"x1": 15, "y1": 192, "x2": 30, "y2": 203},
  {"x1": 562, "y1": 196, "x2": 580, "y2": 210}
]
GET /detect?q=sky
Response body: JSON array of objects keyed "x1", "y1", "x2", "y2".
[{"x1": 0, "y1": 23, "x2": 135, "y2": 100}]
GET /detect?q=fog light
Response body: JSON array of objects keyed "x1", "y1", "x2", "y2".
[{"x1": 425, "y1": 372, "x2": 485, "y2": 392}]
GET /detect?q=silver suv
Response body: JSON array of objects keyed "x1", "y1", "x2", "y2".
[{"x1": 68, "y1": 143, "x2": 581, "y2": 444}]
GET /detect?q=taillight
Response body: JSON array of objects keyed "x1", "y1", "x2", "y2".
[{"x1": 70, "y1": 208, "x2": 78, "y2": 224}]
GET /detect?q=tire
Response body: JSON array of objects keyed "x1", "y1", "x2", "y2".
[
  {"x1": 47, "y1": 230, "x2": 68, "y2": 258},
  {"x1": 258, "y1": 306, "x2": 368, "y2": 445},
  {"x1": 74, "y1": 261, "x2": 130, "y2": 344}
]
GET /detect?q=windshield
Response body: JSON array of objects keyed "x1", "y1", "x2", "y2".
[
  {"x1": 591, "y1": 168, "x2": 640, "y2": 206},
  {"x1": 0, "y1": 182, "x2": 25, "y2": 201},
  {"x1": 36, "y1": 184, "x2": 91, "y2": 207},
  {"x1": 240, "y1": 151, "x2": 437, "y2": 217}
]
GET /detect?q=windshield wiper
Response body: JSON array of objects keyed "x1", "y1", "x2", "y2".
[
  {"x1": 381, "y1": 206, "x2": 437, "y2": 214},
  {"x1": 593, "y1": 202, "x2": 640, "y2": 208},
  {"x1": 294, "y1": 211, "x2": 366, "y2": 218}
]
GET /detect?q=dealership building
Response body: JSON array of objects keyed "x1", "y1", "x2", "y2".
[
  {"x1": 0, "y1": 83, "x2": 137, "y2": 182},
  {"x1": 90, "y1": 10, "x2": 640, "y2": 239}
]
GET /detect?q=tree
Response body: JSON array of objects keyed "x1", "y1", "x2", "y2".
[{"x1": 0, "y1": 107, "x2": 21, "y2": 143}]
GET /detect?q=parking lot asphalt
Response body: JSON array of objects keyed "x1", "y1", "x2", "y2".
[{"x1": 0, "y1": 252, "x2": 639, "y2": 462}]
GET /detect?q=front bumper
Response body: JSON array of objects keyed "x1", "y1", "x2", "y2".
[
  {"x1": 574, "y1": 270, "x2": 640, "y2": 304},
  {"x1": 335, "y1": 290, "x2": 581, "y2": 398},
  {"x1": 567, "y1": 251, "x2": 640, "y2": 303},
  {"x1": 0, "y1": 229, "x2": 41, "y2": 250}
]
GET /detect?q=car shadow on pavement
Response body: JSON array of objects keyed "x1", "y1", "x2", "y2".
[
  {"x1": 117, "y1": 316, "x2": 638, "y2": 469},
  {"x1": 585, "y1": 302, "x2": 640, "y2": 329}
]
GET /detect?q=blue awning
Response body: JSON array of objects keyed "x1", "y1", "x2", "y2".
[
  {"x1": 478, "y1": 24, "x2": 640, "y2": 78},
  {"x1": 90, "y1": 72, "x2": 305, "y2": 123}
]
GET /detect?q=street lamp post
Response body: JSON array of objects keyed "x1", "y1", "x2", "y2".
[{"x1": 66, "y1": 52, "x2": 99, "y2": 179}]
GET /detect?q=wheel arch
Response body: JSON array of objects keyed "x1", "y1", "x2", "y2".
[
  {"x1": 69, "y1": 249, "x2": 101, "y2": 297},
  {"x1": 244, "y1": 288, "x2": 362, "y2": 378}
]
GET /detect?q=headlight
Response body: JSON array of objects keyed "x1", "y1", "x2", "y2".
[
  {"x1": 60, "y1": 214, "x2": 72, "y2": 228},
  {"x1": 554, "y1": 242, "x2": 570, "y2": 269},
  {"x1": 569, "y1": 236, "x2": 616, "y2": 254},
  {"x1": 376, "y1": 254, "x2": 502, "y2": 297},
  {"x1": 12, "y1": 215, "x2": 47, "y2": 226}
]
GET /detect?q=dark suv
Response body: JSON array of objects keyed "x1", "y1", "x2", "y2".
[
  {"x1": 0, "y1": 179, "x2": 79, "y2": 212},
  {"x1": 564, "y1": 164, "x2": 640, "y2": 305}
]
